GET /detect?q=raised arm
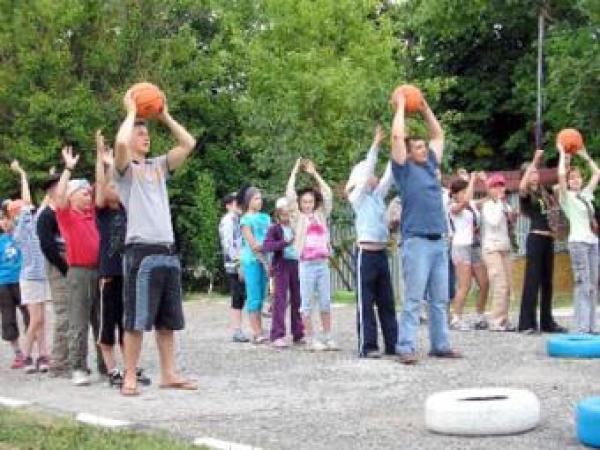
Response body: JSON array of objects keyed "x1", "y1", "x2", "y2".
[
  {"x1": 160, "y1": 95, "x2": 196, "y2": 171},
  {"x1": 10, "y1": 160, "x2": 31, "y2": 205},
  {"x1": 286, "y1": 158, "x2": 302, "y2": 211},
  {"x1": 390, "y1": 93, "x2": 407, "y2": 165},
  {"x1": 580, "y1": 148, "x2": 600, "y2": 193},
  {"x1": 115, "y1": 90, "x2": 136, "y2": 172},
  {"x1": 519, "y1": 149, "x2": 544, "y2": 195},
  {"x1": 557, "y1": 144, "x2": 568, "y2": 201},
  {"x1": 56, "y1": 146, "x2": 79, "y2": 209},
  {"x1": 95, "y1": 130, "x2": 108, "y2": 208},
  {"x1": 421, "y1": 98, "x2": 444, "y2": 164},
  {"x1": 304, "y1": 160, "x2": 332, "y2": 216}
]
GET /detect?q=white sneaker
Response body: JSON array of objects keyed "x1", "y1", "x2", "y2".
[
  {"x1": 72, "y1": 370, "x2": 91, "y2": 386},
  {"x1": 450, "y1": 318, "x2": 470, "y2": 331},
  {"x1": 323, "y1": 338, "x2": 339, "y2": 351},
  {"x1": 307, "y1": 339, "x2": 328, "y2": 352}
]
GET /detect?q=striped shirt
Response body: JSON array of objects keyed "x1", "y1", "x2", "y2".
[{"x1": 13, "y1": 205, "x2": 47, "y2": 281}]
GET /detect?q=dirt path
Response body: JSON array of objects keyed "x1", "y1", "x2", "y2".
[{"x1": 0, "y1": 298, "x2": 594, "y2": 449}]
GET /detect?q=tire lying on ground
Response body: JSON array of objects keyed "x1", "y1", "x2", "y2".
[
  {"x1": 577, "y1": 397, "x2": 600, "y2": 448},
  {"x1": 547, "y1": 334, "x2": 600, "y2": 359},
  {"x1": 425, "y1": 388, "x2": 541, "y2": 436}
]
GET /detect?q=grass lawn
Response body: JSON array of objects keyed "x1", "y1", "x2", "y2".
[{"x1": 0, "y1": 408, "x2": 203, "y2": 450}]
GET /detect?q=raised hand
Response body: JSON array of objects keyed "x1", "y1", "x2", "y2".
[
  {"x1": 293, "y1": 157, "x2": 303, "y2": 173},
  {"x1": 373, "y1": 124, "x2": 385, "y2": 147},
  {"x1": 303, "y1": 159, "x2": 316, "y2": 176},
  {"x1": 457, "y1": 168, "x2": 469, "y2": 181},
  {"x1": 156, "y1": 89, "x2": 169, "y2": 122},
  {"x1": 95, "y1": 129, "x2": 105, "y2": 154},
  {"x1": 123, "y1": 89, "x2": 137, "y2": 114},
  {"x1": 62, "y1": 146, "x2": 80, "y2": 170},
  {"x1": 533, "y1": 149, "x2": 544, "y2": 163},
  {"x1": 10, "y1": 160, "x2": 24, "y2": 175}
]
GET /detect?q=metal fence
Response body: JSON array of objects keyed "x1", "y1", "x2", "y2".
[{"x1": 329, "y1": 192, "x2": 568, "y2": 297}]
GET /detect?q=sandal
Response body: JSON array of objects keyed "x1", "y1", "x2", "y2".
[
  {"x1": 159, "y1": 379, "x2": 199, "y2": 390},
  {"x1": 120, "y1": 383, "x2": 140, "y2": 396}
]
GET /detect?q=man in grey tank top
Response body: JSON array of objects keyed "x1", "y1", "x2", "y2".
[{"x1": 114, "y1": 88, "x2": 198, "y2": 395}]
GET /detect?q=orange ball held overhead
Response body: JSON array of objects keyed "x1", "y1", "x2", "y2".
[
  {"x1": 130, "y1": 82, "x2": 164, "y2": 119},
  {"x1": 557, "y1": 128, "x2": 584, "y2": 155},
  {"x1": 390, "y1": 84, "x2": 424, "y2": 113}
]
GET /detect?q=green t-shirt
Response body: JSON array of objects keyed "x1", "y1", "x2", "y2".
[{"x1": 559, "y1": 187, "x2": 598, "y2": 244}]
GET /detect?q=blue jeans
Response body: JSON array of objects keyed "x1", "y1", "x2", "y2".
[
  {"x1": 299, "y1": 260, "x2": 331, "y2": 314},
  {"x1": 397, "y1": 236, "x2": 451, "y2": 355}
]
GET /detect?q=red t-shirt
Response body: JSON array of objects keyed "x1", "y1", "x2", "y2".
[{"x1": 55, "y1": 206, "x2": 99, "y2": 268}]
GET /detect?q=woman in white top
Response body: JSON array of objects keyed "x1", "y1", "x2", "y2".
[
  {"x1": 448, "y1": 172, "x2": 489, "y2": 331},
  {"x1": 557, "y1": 142, "x2": 600, "y2": 333},
  {"x1": 480, "y1": 173, "x2": 517, "y2": 331}
]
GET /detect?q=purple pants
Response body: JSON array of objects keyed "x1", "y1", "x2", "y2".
[{"x1": 271, "y1": 259, "x2": 304, "y2": 341}]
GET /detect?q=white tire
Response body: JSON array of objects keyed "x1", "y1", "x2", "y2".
[{"x1": 425, "y1": 388, "x2": 540, "y2": 436}]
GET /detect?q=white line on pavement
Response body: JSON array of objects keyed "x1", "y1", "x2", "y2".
[
  {"x1": 193, "y1": 436, "x2": 261, "y2": 450},
  {"x1": 0, "y1": 396, "x2": 32, "y2": 407},
  {"x1": 75, "y1": 412, "x2": 131, "y2": 428}
]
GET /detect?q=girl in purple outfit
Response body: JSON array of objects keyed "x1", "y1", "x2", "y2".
[{"x1": 262, "y1": 198, "x2": 304, "y2": 347}]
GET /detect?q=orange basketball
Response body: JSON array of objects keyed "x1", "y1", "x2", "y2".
[
  {"x1": 130, "y1": 82, "x2": 164, "y2": 119},
  {"x1": 557, "y1": 128, "x2": 584, "y2": 154},
  {"x1": 390, "y1": 84, "x2": 424, "y2": 113}
]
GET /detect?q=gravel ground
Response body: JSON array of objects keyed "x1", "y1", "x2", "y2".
[{"x1": 0, "y1": 298, "x2": 597, "y2": 450}]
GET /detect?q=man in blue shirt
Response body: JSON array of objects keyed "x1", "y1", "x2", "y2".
[{"x1": 390, "y1": 90, "x2": 461, "y2": 364}]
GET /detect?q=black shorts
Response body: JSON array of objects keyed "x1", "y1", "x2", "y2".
[
  {"x1": 123, "y1": 245, "x2": 184, "y2": 332},
  {"x1": 228, "y1": 273, "x2": 246, "y2": 310},
  {"x1": 98, "y1": 276, "x2": 124, "y2": 346},
  {"x1": 0, "y1": 283, "x2": 29, "y2": 342}
]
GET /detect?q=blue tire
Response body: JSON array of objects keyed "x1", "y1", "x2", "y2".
[
  {"x1": 577, "y1": 397, "x2": 600, "y2": 448},
  {"x1": 546, "y1": 334, "x2": 600, "y2": 358}
]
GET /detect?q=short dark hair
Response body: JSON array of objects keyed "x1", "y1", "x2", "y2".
[
  {"x1": 223, "y1": 192, "x2": 237, "y2": 206},
  {"x1": 450, "y1": 178, "x2": 469, "y2": 195},
  {"x1": 404, "y1": 136, "x2": 426, "y2": 152}
]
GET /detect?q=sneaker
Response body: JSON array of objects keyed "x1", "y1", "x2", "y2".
[
  {"x1": 473, "y1": 316, "x2": 488, "y2": 330},
  {"x1": 10, "y1": 353, "x2": 25, "y2": 369},
  {"x1": 252, "y1": 335, "x2": 268, "y2": 345},
  {"x1": 272, "y1": 338, "x2": 288, "y2": 348},
  {"x1": 37, "y1": 356, "x2": 50, "y2": 373},
  {"x1": 136, "y1": 368, "x2": 152, "y2": 386},
  {"x1": 542, "y1": 324, "x2": 568, "y2": 333},
  {"x1": 23, "y1": 356, "x2": 37, "y2": 374},
  {"x1": 450, "y1": 318, "x2": 470, "y2": 331},
  {"x1": 232, "y1": 329, "x2": 250, "y2": 343},
  {"x1": 397, "y1": 352, "x2": 419, "y2": 365},
  {"x1": 519, "y1": 328, "x2": 539, "y2": 335},
  {"x1": 293, "y1": 337, "x2": 307, "y2": 346},
  {"x1": 428, "y1": 349, "x2": 463, "y2": 359},
  {"x1": 72, "y1": 370, "x2": 91, "y2": 386},
  {"x1": 307, "y1": 339, "x2": 328, "y2": 352},
  {"x1": 323, "y1": 338, "x2": 339, "y2": 351},
  {"x1": 362, "y1": 350, "x2": 382, "y2": 359},
  {"x1": 108, "y1": 369, "x2": 124, "y2": 388}
]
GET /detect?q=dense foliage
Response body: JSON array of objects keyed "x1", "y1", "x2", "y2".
[{"x1": 0, "y1": 0, "x2": 597, "y2": 288}]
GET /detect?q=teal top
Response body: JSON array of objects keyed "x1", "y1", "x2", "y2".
[{"x1": 240, "y1": 212, "x2": 271, "y2": 264}]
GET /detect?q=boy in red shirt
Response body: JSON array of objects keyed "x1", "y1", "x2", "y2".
[{"x1": 55, "y1": 146, "x2": 101, "y2": 386}]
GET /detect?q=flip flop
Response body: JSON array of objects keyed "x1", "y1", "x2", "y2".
[
  {"x1": 159, "y1": 379, "x2": 199, "y2": 390},
  {"x1": 120, "y1": 383, "x2": 140, "y2": 397}
]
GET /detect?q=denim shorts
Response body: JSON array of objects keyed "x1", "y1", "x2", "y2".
[
  {"x1": 299, "y1": 260, "x2": 331, "y2": 314},
  {"x1": 451, "y1": 244, "x2": 482, "y2": 266},
  {"x1": 123, "y1": 244, "x2": 184, "y2": 332}
]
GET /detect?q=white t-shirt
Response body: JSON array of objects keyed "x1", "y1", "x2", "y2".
[
  {"x1": 449, "y1": 200, "x2": 479, "y2": 247},
  {"x1": 481, "y1": 199, "x2": 511, "y2": 252}
]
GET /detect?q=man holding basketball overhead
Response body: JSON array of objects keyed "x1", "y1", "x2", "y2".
[
  {"x1": 389, "y1": 88, "x2": 461, "y2": 364},
  {"x1": 114, "y1": 87, "x2": 197, "y2": 395}
]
